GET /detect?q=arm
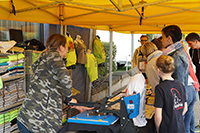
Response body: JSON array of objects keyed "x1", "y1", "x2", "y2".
[
  {"x1": 172, "y1": 51, "x2": 189, "y2": 87},
  {"x1": 154, "y1": 85, "x2": 164, "y2": 132},
  {"x1": 50, "y1": 53, "x2": 72, "y2": 98},
  {"x1": 154, "y1": 107, "x2": 162, "y2": 132},
  {"x1": 70, "y1": 98, "x2": 94, "y2": 113},
  {"x1": 182, "y1": 102, "x2": 188, "y2": 115}
]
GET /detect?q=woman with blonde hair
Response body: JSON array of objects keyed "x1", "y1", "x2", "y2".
[
  {"x1": 140, "y1": 42, "x2": 163, "y2": 93},
  {"x1": 154, "y1": 55, "x2": 187, "y2": 133}
]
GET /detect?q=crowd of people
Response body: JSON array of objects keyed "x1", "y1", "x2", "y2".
[
  {"x1": 129, "y1": 25, "x2": 200, "y2": 133},
  {"x1": 16, "y1": 25, "x2": 200, "y2": 133}
]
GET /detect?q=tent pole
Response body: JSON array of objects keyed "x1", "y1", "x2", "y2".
[
  {"x1": 85, "y1": 29, "x2": 96, "y2": 101},
  {"x1": 64, "y1": 25, "x2": 67, "y2": 37},
  {"x1": 131, "y1": 32, "x2": 134, "y2": 68},
  {"x1": 109, "y1": 29, "x2": 113, "y2": 96},
  {"x1": 89, "y1": 29, "x2": 95, "y2": 50},
  {"x1": 60, "y1": 24, "x2": 63, "y2": 35},
  {"x1": 59, "y1": 4, "x2": 64, "y2": 35}
]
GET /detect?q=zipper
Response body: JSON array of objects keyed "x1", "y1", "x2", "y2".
[{"x1": 46, "y1": 92, "x2": 50, "y2": 109}]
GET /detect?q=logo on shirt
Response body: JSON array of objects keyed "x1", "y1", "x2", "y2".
[{"x1": 170, "y1": 88, "x2": 183, "y2": 110}]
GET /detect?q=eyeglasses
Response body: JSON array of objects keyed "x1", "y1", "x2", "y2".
[{"x1": 140, "y1": 40, "x2": 148, "y2": 42}]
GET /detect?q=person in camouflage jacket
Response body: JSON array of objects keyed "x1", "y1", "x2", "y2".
[{"x1": 17, "y1": 34, "x2": 77, "y2": 133}]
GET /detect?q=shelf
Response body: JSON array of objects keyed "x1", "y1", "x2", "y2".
[
  {"x1": 2, "y1": 75, "x2": 25, "y2": 83},
  {"x1": 0, "y1": 101, "x2": 23, "y2": 114}
]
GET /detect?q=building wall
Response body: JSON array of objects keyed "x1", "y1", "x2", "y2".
[
  {"x1": 67, "y1": 25, "x2": 90, "y2": 102},
  {"x1": 67, "y1": 25, "x2": 90, "y2": 49}
]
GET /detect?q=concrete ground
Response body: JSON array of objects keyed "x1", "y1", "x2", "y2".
[{"x1": 194, "y1": 96, "x2": 200, "y2": 127}]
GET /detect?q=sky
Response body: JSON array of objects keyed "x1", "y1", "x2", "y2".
[{"x1": 96, "y1": 30, "x2": 142, "y2": 62}]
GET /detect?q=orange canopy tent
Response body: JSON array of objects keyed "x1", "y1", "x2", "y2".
[{"x1": 0, "y1": 0, "x2": 200, "y2": 34}]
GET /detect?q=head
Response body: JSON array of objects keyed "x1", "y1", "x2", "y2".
[
  {"x1": 140, "y1": 35, "x2": 149, "y2": 45},
  {"x1": 161, "y1": 25, "x2": 182, "y2": 48},
  {"x1": 46, "y1": 34, "x2": 67, "y2": 58},
  {"x1": 140, "y1": 42, "x2": 158, "y2": 57},
  {"x1": 185, "y1": 32, "x2": 200, "y2": 49},
  {"x1": 151, "y1": 38, "x2": 163, "y2": 50},
  {"x1": 156, "y1": 55, "x2": 175, "y2": 76}
]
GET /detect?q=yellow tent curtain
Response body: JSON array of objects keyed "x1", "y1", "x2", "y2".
[{"x1": 0, "y1": 0, "x2": 200, "y2": 33}]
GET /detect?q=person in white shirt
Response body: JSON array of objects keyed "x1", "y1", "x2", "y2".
[{"x1": 125, "y1": 66, "x2": 147, "y2": 131}]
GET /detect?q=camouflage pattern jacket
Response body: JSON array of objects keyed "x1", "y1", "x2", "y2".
[{"x1": 17, "y1": 50, "x2": 72, "y2": 133}]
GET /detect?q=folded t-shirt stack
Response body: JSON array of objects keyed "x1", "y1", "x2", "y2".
[
  {"x1": 0, "y1": 53, "x2": 24, "y2": 81},
  {"x1": 0, "y1": 108, "x2": 20, "y2": 133}
]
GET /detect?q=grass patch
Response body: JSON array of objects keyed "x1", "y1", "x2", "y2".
[{"x1": 117, "y1": 66, "x2": 131, "y2": 71}]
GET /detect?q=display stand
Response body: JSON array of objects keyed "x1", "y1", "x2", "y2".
[{"x1": 0, "y1": 53, "x2": 25, "y2": 133}]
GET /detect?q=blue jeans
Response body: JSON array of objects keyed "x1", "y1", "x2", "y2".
[
  {"x1": 17, "y1": 120, "x2": 34, "y2": 133},
  {"x1": 184, "y1": 85, "x2": 197, "y2": 133}
]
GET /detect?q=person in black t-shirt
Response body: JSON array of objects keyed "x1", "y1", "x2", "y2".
[{"x1": 154, "y1": 55, "x2": 188, "y2": 133}]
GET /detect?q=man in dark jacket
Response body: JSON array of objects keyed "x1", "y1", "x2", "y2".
[{"x1": 185, "y1": 32, "x2": 200, "y2": 98}]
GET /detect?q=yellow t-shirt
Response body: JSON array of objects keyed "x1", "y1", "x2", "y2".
[
  {"x1": 93, "y1": 37, "x2": 106, "y2": 64},
  {"x1": 85, "y1": 51, "x2": 98, "y2": 82},
  {"x1": 66, "y1": 34, "x2": 77, "y2": 67}
]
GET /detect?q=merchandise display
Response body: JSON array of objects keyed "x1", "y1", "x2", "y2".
[
  {"x1": 0, "y1": 53, "x2": 25, "y2": 133},
  {"x1": 85, "y1": 49, "x2": 98, "y2": 82},
  {"x1": 32, "y1": 50, "x2": 42, "y2": 64},
  {"x1": 74, "y1": 35, "x2": 87, "y2": 64},
  {"x1": 93, "y1": 36, "x2": 106, "y2": 65},
  {"x1": 66, "y1": 33, "x2": 77, "y2": 68}
]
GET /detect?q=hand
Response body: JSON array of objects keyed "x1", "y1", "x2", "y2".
[{"x1": 71, "y1": 106, "x2": 94, "y2": 113}]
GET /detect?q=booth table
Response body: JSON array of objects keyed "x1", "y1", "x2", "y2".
[{"x1": 59, "y1": 86, "x2": 155, "y2": 133}]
